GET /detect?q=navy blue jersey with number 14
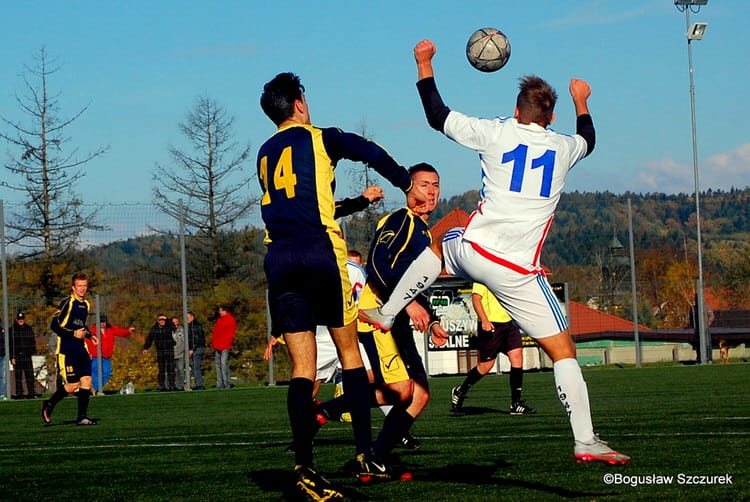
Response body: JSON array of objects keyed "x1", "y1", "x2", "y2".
[{"x1": 257, "y1": 124, "x2": 411, "y2": 245}]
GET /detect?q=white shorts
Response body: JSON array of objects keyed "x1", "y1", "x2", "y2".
[
  {"x1": 442, "y1": 230, "x2": 568, "y2": 339},
  {"x1": 315, "y1": 326, "x2": 370, "y2": 382}
]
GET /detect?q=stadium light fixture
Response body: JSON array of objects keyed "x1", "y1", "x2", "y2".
[
  {"x1": 688, "y1": 22, "x2": 708, "y2": 40},
  {"x1": 676, "y1": 0, "x2": 709, "y2": 363}
]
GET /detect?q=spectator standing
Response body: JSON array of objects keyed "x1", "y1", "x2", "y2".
[
  {"x1": 142, "y1": 314, "x2": 176, "y2": 391},
  {"x1": 187, "y1": 311, "x2": 206, "y2": 390},
  {"x1": 171, "y1": 316, "x2": 186, "y2": 390},
  {"x1": 86, "y1": 317, "x2": 135, "y2": 393},
  {"x1": 211, "y1": 306, "x2": 236, "y2": 389},
  {"x1": 10, "y1": 312, "x2": 37, "y2": 399}
]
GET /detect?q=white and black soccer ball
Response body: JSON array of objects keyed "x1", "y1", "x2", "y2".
[{"x1": 466, "y1": 27, "x2": 511, "y2": 73}]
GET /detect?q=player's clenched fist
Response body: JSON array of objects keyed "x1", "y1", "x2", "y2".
[
  {"x1": 414, "y1": 39, "x2": 436, "y2": 63},
  {"x1": 569, "y1": 78, "x2": 591, "y2": 101}
]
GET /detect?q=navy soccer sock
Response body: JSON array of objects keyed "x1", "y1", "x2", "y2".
[
  {"x1": 342, "y1": 367, "x2": 373, "y2": 456},
  {"x1": 288, "y1": 377, "x2": 314, "y2": 467},
  {"x1": 76, "y1": 388, "x2": 91, "y2": 421},
  {"x1": 47, "y1": 385, "x2": 69, "y2": 409},
  {"x1": 459, "y1": 367, "x2": 484, "y2": 394},
  {"x1": 509, "y1": 367, "x2": 523, "y2": 403},
  {"x1": 374, "y1": 405, "x2": 415, "y2": 457}
]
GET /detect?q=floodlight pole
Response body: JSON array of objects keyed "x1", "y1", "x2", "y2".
[
  {"x1": 676, "y1": 0, "x2": 708, "y2": 363},
  {"x1": 627, "y1": 199, "x2": 641, "y2": 368}
]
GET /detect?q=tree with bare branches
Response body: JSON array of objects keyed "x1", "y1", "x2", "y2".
[
  {"x1": 0, "y1": 48, "x2": 108, "y2": 302},
  {"x1": 152, "y1": 95, "x2": 256, "y2": 284}
]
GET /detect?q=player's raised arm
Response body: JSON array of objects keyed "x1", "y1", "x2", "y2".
[
  {"x1": 322, "y1": 128, "x2": 412, "y2": 193},
  {"x1": 414, "y1": 39, "x2": 451, "y2": 132},
  {"x1": 334, "y1": 186, "x2": 384, "y2": 219},
  {"x1": 570, "y1": 78, "x2": 595, "y2": 156}
]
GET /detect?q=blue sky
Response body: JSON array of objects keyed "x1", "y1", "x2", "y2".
[{"x1": 1, "y1": 0, "x2": 747, "y2": 220}]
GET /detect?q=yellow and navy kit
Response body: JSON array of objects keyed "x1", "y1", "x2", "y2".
[
  {"x1": 257, "y1": 124, "x2": 411, "y2": 245},
  {"x1": 50, "y1": 294, "x2": 92, "y2": 383},
  {"x1": 259, "y1": 124, "x2": 410, "y2": 332},
  {"x1": 365, "y1": 207, "x2": 432, "y2": 300}
]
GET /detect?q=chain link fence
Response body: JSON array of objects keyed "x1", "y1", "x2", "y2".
[{"x1": 1, "y1": 200, "x2": 747, "y2": 400}]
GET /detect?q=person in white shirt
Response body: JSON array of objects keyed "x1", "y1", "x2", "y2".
[{"x1": 360, "y1": 38, "x2": 629, "y2": 466}]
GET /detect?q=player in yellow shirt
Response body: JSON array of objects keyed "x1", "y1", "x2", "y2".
[{"x1": 451, "y1": 282, "x2": 535, "y2": 415}]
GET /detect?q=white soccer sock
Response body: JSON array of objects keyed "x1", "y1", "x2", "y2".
[
  {"x1": 553, "y1": 358, "x2": 595, "y2": 443},
  {"x1": 380, "y1": 404, "x2": 393, "y2": 416},
  {"x1": 380, "y1": 248, "x2": 442, "y2": 316}
]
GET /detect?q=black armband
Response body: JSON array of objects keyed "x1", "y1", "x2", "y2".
[
  {"x1": 576, "y1": 114, "x2": 595, "y2": 156},
  {"x1": 334, "y1": 195, "x2": 369, "y2": 219},
  {"x1": 416, "y1": 77, "x2": 450, "y2": 132}
]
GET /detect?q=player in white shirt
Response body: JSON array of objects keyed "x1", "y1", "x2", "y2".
[{"x1": 360, "y1": 39, "x2": 629, "y2": 465}]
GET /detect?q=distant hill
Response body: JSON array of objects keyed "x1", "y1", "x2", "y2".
[
  {"x1": 428, "y1": 188, "x2": 750, "y2": 271},
  {"x1": 90, "y1": 188, "x2": 750, "y2": 290}
]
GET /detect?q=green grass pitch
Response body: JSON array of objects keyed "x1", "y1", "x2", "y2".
[{"x1": 1, "y1": 363, "x2": 747, "y2": 501}]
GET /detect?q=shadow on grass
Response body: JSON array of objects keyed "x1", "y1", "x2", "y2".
[
  {"x1": 43, "y1": 417, "x2": 102, "y2": 427},
  {"x1": 417, "y1": 461, "x2": 615, "y2": 499},
  {"x1": 449, "y1": 406, "x2": 504, "y2": 416}
]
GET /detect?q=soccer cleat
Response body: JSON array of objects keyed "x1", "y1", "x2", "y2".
[
  {"x1": 398, "y1": 432, "x2": 421, "y2": 450},
  {"x1": 76, "y1": 417, "x2": 98, "y2": 426},
  {"x1": 294, "y1": 465, "x2": 343, "y2": 501},
  {"x1": 358, "y1": 308, "x2": 394, "y2": 332},
  {"x1": 574, "y1": 435, "x2": 630, "y2": 465},
  {"x1": 509, "y1": 400, "x2": 536, "y2": 415},
  {"x1": 451, "y1": 387, "x2": 466, "y2": 411},
  {"x1": 41, "y1": 400, "x2": 53, "y2": 425},
  {"x1": 354, "y1": 453, "x2": 393, "y2": 483}
]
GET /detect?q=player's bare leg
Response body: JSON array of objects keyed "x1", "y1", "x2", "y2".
[{"x1": 284, "y1": 331, "x2": 319, "y2": 469}]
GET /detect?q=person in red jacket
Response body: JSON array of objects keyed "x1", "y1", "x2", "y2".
[
  {"x1": 86, "y1": 317, "x2": 135, "y2": 394},
  {"x1": 211, "y1": 306, "x2": 236, "y2": 389}
]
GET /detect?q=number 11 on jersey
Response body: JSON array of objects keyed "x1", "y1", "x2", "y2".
[{"x1": 503, "y1": 144, "x2": 556, "y2": 198}]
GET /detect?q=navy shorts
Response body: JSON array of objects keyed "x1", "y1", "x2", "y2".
[
  {"x1": 476, "y1": 320, "x2": 523, "y2": 362},
  {"x1": 265, "y1": 236, "x2": 355, "y2": 334},
  {"x1": 58, "y1": 345, "x2": 92, "y2": 384}
]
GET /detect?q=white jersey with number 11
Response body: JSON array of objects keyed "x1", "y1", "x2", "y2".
[{"x1": 444, "y1": 111, "x2": 588, "y2": 271}]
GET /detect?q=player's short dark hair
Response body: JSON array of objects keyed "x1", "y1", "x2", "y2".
[
  {"x1": 260, "y1": 72, "x2": 305, "y2": 126},
  {"x1": 408, "y1": 162, "x2": 438, "y2": 178},
  {"x1": 71, "y1": 272, "x2": 88, "y2": 284},
  {"x1": 516, "y1": 75, "x2": 557, "y2": 126}
]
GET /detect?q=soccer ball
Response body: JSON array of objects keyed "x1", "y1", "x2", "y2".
[{"x1": 466, "y1": 27, "x2": 511, "y2": 73}]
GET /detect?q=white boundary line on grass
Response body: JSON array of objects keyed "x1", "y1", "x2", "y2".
[{"x1": 4, "y1": 429, "x2": 750, "y2": 453}]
